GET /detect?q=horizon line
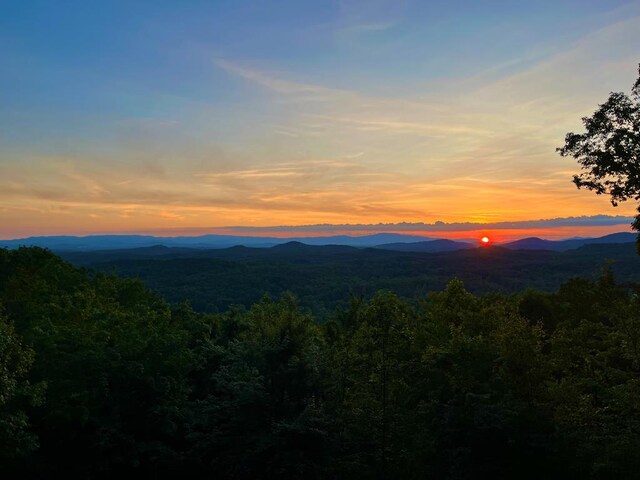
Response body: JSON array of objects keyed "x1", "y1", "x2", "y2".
[{"x1": 0, "y1": 214, "x2": 635, "y2": 242}]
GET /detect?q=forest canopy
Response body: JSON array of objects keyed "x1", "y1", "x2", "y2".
[{"x1": 1, "y1": 247, "x2": 640, "y2": 479}]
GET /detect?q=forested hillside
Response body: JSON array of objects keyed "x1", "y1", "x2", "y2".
[
  {"x1": 2, "y1": 247, "x2": 640, "y2": 478},
  {"x1": 60, "y1": 242, "x2": 640, "y2": 315}
]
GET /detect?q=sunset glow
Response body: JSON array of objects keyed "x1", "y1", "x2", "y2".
[
  {"x1": 481, "y1": 237, "x2": 490, "y2": 244},
  {"x1": 1, "y1": 1, "x2": 639, "y2": 240}
]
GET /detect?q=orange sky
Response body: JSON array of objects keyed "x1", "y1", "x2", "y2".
[{"x1": 2, "y1": 2, "x2": 639, "y2": 240}]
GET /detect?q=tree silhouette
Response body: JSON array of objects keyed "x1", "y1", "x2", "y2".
[{"x1": 558, "y1": 64, "x2": 640, "y2": 252}]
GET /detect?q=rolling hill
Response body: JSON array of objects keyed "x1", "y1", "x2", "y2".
[
  {"x1": 501, "y1": 232, "x2": 636, "y2": 251},
  {"x1": 57, "y1": 241, "x2": 640, "y2": 315}
]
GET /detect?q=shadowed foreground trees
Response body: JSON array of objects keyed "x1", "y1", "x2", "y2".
[
  {"x1": 0, "y1": 307, "x2": 42, "y2": 461},
  {"x1": 1, "y1": 247, "x2": 640, "y2": 478}
]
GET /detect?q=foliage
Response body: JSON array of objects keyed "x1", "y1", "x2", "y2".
[
  {"x1": 0, "y1": 307, "x2": 43, "y2": 463},
  {"x1": 0, "y1": 248, "x2": 194, "y2": 477},
  {"x1": 2, "y1": 247, "x2": 640, "y2": 478},
  {"x1": 558, "y1": 64, "x2": 640, "y2": 252},
  {"x1": 184, "y1": 294, "x2": 329, "y2": 479},
  {"x1": 60, "y1": 242, "x2": 640, "y2": 314}
]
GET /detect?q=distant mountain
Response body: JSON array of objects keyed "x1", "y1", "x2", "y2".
[
  {"x1": 56, "y1": 242, "x2": 640, "y2": 314},
  {"x1": 270, "y1": 241, "x2": 359, "y2": 255},
  {"x1": 59, "y1": 241, "x2": 388, "y2": 266},
  {"x1": 291, "y1": 233, "x2": 436, "y2": 246},
  {"x1": 0, "y1": 235, "x2": 160, "y2": 251},
  {"x1": 375, "y1": 239, "x2": 475, "y2": 253},
  {"x1": 1, "y1": 231, "x2": 635, "y2": 252},
  {"x1": 501, "y1": 238, "x2": 561, "y2": 251},
  {"x1": 0, "y1": 233, "x2": 435, "y2": 251},
  {"x1": 582, "y1": 232, "x2": 637, "y2": 244},
  {"x1": 501, "y1": 232, "x2": 636, "y2": 251}
]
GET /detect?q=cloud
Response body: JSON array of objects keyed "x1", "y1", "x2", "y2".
[
  {"x1": 225, "y1": 215, "x2": 636, "y2": 234},
  {"x1": 306, "y1": 0, "x2": 403, "y2": 39},
  {"x1": 214, "y1": 58, "x2": 345, "y2": 101}
]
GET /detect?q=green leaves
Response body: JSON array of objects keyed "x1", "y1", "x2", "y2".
[
  {"x1": 559, "y1": 63, "x2": 640, "y2": 252},
  {"x1": 559, "y1": 83, "x2": 640, "y2": 205},
  {"x1": 3, "y1": 248, "x2": 640, "y2": 477},
  {"x1": 0, "y1": 308, "x2": 43, "y2": 464}
]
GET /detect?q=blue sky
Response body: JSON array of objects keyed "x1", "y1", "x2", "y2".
[{"x1": 1, "y1": 0, "x2": 639, "y2": 238}]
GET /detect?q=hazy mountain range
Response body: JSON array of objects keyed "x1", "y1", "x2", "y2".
[
  {"x1": 0, "y1": 232, "x2": 635, "y2": 252},
  {"x1": 499, "y1": 232, "x2": 636, "y2": 251},
  {"x1": 0, "y1": 233, "x2": 439, "y2": 250}
]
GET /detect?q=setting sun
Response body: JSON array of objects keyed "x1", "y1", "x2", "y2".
[{"x1": 481, "y1": 236, "x2": 490, "y2": 244}]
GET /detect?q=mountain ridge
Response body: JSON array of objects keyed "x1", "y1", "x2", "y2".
[
  {"x1": 0, "y1": 231, "x2": 635, "y2": 253},
  {"x1": 500, "y1": 232, "x2": 636, "y2": 251},
  {"x1": 0, "y1": 232, "x2": 435, "y2": 250}
]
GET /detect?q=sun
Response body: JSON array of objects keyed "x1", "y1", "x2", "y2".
[{"x1": 481, "y1": 236, "x2": 490, "y2": 244}]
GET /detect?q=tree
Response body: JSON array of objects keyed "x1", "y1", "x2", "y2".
[
  {"x1": 557, "y1": 64, "x2": 640, "y2": 252},
  {"x1": 0, "y1": 248, "x2": 194, "y2": 477},
  {"x1": 0, "y1": 307, "x2": 43, "y2": 464},
  {"x1": 185, "y1": 293, "x2": 329, "y2": 479}
]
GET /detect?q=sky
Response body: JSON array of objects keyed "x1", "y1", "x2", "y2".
[{"x1": 1, "y1": 0, "x2": 639, "y2": 240}]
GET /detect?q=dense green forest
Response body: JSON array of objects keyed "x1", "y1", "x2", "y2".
[
  {"x1": 2, "y1": 247, "x2": 640, "y2": 478},
  {"x1": 60, "y1": 242, "x2": 640, "y2": 315}
]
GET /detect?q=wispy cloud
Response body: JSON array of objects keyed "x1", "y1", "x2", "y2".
[
  {"x1": 196, "y1": 168, "x2": 303, "y2": 180},
  {"x1": 307, "y1": 0, "x2": 403, "y2": 39},
  {"x1": 214, "y1": 58, "x2": 345, "y2": 101},
  {"x1": 227, "y1": 215, "x2": 636, "y2": 234}
]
